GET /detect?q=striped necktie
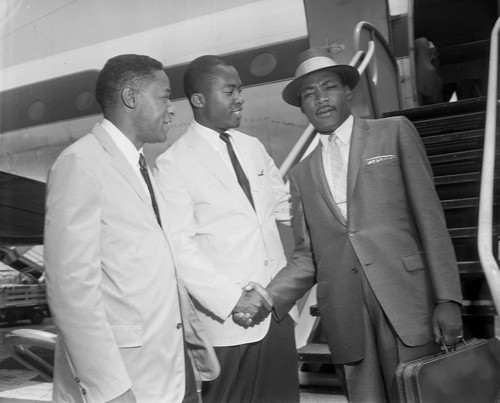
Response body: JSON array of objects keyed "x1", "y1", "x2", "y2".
[
  {"x1": 328, "y1": 133, "x2": 347, "y2": 218},
  {"x1": 139, "y1": 153, "x2": 162, "y2": 227},
  {"x1": 219, "y1": 132, "x2": 255, "y2": 209}
]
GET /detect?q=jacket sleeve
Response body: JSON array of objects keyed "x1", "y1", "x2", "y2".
[
  {"x1": 154, "y1": 150, "x2": 242, "y2": 321},
  {"x1": 397, "y1": 116, "x2": 463, "y2": 304},
  {"x1": 260, "y1": 141, "x2": 291, "y2": 224},
  {"x1": 45, "y1": 152, "x2": 131, "y2": 402},
  {"x1": 267, "y1": 172, "x2": 317, "y2": 319}
]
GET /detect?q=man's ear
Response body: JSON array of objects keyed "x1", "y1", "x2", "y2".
[
  {"x1": 344, "y1": 85, "x2": 353, "y2": 100},
  {"x1": 190, "y1": 93, "x2": 205, "y2": 109},
  {"x1": 122, "y1": 86, "x2": 136, "y2": 109}
]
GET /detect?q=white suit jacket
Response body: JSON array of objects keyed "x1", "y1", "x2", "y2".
[
  {"x1": 154, "y1": 123, "x2": 290, "y2": 346},
  {"x1": 45, "y1": 123, "x2": 217, "y2": 403}
]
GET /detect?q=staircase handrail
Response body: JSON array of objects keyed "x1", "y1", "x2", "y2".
[
  {"x1": 280, "y1": 22, "x2": 398, "y2": 177},
  {"x1": 478, "y1": 16, "x2": 500, "y2": 314},
  {"x1": 353, "y1": 21, "x2": 403, "y2": 119}
]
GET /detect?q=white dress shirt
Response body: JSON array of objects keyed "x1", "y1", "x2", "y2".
[
  {"x1": 191, "y1": 120, "x2": 250, "y2": 180},
  {"x1": 101, "y1": 118, "x2": 150, "y2": 195}
]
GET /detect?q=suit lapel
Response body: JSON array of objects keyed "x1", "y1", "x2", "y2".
[
  {"x1": 184, "y1": 129, "x2": 255, "y2": 213},
  {"x1": 309, "y1": 144, "x2": 347, "y2": 226},
  {"x1": 91, "y1": 124, "x2": 150, "y2": 205},
  {"x1": 347, "y1": 118, "x2": 369, "y2": 203}
]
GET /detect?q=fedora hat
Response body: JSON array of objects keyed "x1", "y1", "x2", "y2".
[{"x1": 282, "y1": 47, "x2": 360, "y2": 107}]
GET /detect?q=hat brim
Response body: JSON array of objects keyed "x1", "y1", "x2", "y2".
[{"x1": 282, "y1": 65, "x2": 360, "y2": 107}]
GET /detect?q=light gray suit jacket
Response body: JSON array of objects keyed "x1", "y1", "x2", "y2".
[
  {"x1": 154, "y1": 122, "x2": 291, "y2": 347},
  {"x1": 45, "y1": 123, "x2": 218, "y2": 402}
]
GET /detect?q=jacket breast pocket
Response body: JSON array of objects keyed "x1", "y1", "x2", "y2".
[
  {"x1": 110, "y1": 323, "x2": 143, "y2": 348},
  {"x1": 363, "y1": 158, "x2": 399, "y2": 174},
  {"x1": 403, "y1": 251, "x2": 426, "y2": 272}
]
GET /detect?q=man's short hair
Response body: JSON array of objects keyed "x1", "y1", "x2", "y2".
[
  {"x1": 95, "y1": 54, "x2": 164, "y2": 112},
  {"x1": 183, "y1": 55, "x2": 231, "y2": 100}
]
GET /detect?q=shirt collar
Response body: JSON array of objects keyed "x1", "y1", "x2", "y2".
[
  {"x1": 101, "y1": 118, "x2": 143, "y2": 166},
  {"x1": 192, "y1": 120, "x2": 236, "y2": 151},
  {"x1": 319, "y1": 114, "x2": 354, "y2": 147}
]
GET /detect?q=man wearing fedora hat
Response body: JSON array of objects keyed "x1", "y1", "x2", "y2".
[{"x1": 247, "y1": 47, "x2": 463, "y2": 402}]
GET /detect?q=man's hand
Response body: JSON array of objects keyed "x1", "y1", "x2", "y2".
[
  {"x1": 243, "y1": 282, "x2": 274, "y2": 308},
  {"x1": 244, "y1": 282, "x2": 275, "y2": 324},
  {"x1": 432, "y1": 301, "x2": 463, "y2": 347},
  {"x1": 232, "y1": 284, "x2": 272, "y2": 327}
]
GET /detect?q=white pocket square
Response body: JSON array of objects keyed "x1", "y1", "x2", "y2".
[{"x1": 365, "y1": 155, "x2": 396, "y2": 165}]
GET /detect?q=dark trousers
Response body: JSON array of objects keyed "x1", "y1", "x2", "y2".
[
  {"x1": 182, "y1": 342, "x2": 200, "y2": 403},
  {"x1": 202, "y1": 315, "x2": 299, "y2": 403},
  {"x1": 336, "y1": 271, "x2": 438, "y2": 403}
]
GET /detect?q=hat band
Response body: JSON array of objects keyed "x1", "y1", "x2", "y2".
[{"x1": 296, "y1": 56, "x2": 337, "y2": 77}]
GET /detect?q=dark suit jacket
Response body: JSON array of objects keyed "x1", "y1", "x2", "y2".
[{"x1": 268, "y1": 116, "x2": 463, "y2": 364}]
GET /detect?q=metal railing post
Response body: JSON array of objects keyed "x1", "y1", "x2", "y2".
[{"x1": 478, "y1": 17, "x2": 500, "y2": 314}]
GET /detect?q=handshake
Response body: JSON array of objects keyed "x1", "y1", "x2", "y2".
[{"x1": 232, "y1": 282, "x2": 274, "y2": 327}]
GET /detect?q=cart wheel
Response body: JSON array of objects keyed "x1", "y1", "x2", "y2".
[
  {"x1": 5, "y1": 310, "x2": 18, "y2": 326},
  {"x1": 29, "y1": 308, "x2": 45, "y2": 325}
]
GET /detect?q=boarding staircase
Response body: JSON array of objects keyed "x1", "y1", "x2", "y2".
[
  {"x1": 0, "y1": 246, "x2": 45, "y2": 282},
  {"x1": 297, "y1": 96, "x2": 500, "y2": 388},
  {"x1": 387, "y1": 97, "x2": 499, "y2": 338}
]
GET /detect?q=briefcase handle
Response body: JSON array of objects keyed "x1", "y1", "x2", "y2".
[{"x1": 439, "y1": 335, "x2": 466, "y2": 354}]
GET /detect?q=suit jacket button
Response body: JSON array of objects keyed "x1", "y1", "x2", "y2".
[
  {"x1": 81, "y1": 389, "x2": 87, "y2": 395},
  {"x1": 177, "y1": 323, "x2": 182, "y2": 329},
  {"x1": 75, "y1": 377, "x2": 80, "y2": 383},
  {"x1": 264, "y1": 260, "x2": 269, "y2": 266}
]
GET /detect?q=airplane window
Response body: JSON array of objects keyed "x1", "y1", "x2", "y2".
[
  {"x1": 27, "y1": 101, "x2": 45, "y2": 121},
  {"x1": 75, "y1": 91, "x2": 94, "y2": 111},
  {"x1": 250, "y1": 51, "x2": 278, "y2": 77}
]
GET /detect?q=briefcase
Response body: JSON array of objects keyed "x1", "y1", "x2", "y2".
[{"x1": 396, "y1": 338, "x2": 500, "y2": 403}]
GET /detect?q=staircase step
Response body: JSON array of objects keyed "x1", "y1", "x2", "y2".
[
  {"x1": 442, "y1": 198, "x2": 480, "y2": 209},
  {"x1": 434, "y1": 172, "x2": 490, "y2": 200},
  {"x1": 433, "y1": 160, "x2": 484, "y2": 177},
  {"x1": 422, "y1": 129, "x2": 484, "y2": 146},
  {"x1": 428, "y1": 149, "x2": 484, "y2": 165},
  {"x1": 451, "y1": 226, "x2": 499, "y2": 261},
  {"x1": 458, "y1": 261, "x2": 486, "y2": 276},
  {"x1": 443, "y1": 197, "x2": 499, "y2": 229},
  {"x1": 299, "y1": 387, "x2": 347, "y2": 402},
  {"x1": 449, "y1": 227, "x2": 479, "y2": 238},
  {"x1": 435, "y1": 172, "x2": 482, "y2": 185},
  {"x1": 413, "y1": 111, "x2": 485, "y2": 136},
  {"x1": 462, "y1": 299, "x2": 497, "y2": 315},
  {"x1": 384, "y1": 97, "x2": 486, "y2": 121},
  {"x1": 298, "y1": 343, "x2": 332, "y2": 364},
  {"x1": 448, "y1": 226, "x2": 499, "y2": 238},
  {"x1": 423, "y1": 129, "x2": 485, "y2": 155}
]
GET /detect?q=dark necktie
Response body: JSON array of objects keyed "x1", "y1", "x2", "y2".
[
  {"x1": 219, "y1": 132, "x2": 255, "y2": 209},
  {"x1": 139, "y1": 153, "x2": 162, "y2": 227}
]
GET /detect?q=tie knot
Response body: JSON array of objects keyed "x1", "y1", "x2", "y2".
[
  {"x1": 219, "y1": 132, "x2": 231, "y2": 144},
  {"x1": 139, "y1": 153, "x2": 147, "y2": 170},
  {"x1": 328, "y1": 133, "x2": 339, "y2": 143}
]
